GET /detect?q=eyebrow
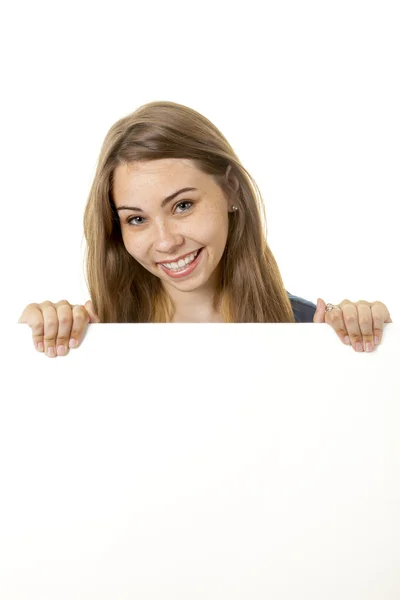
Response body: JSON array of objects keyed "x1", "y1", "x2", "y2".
[{"x1": 115, "y1": 187, "x2": 198, "y2": 213}]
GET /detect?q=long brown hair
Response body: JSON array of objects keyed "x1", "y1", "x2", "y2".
[{"x1": 83, "y1": 100, "x2": 296, "y2": 323}]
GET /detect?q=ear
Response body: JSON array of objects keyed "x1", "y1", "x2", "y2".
[
  {"x1": 225, "y1": 164, "x2": 240, "y2": 213},
  {"x1": 225, "y1": 164, "x2": 240, "y2": 194}
]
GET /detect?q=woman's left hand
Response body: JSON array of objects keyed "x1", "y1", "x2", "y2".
[{"x1": 313, "y1": 298, "x2": 393, "y2": 352}]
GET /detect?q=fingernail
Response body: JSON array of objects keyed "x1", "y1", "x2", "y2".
[
  {"x1": 356, "y1": 342, "x2": 363, "y2": 352},
  {"x1": 37, "y1": 342, "x2": 43, "y2": 352},
  {"x1": 57, "y1": 345, "x2": 65, "y2": 356},
  {"x1": 47, "y1": 347, "x2": 55, "y2": 357},
  {"x1": 344, "y1": 336, "x2": 350, "y2": 345},
  {"x1": 69, "y1": 339, "x2": 76, "y2": 349},
  {"x1": 365, "y1": 342, "x2": 372, "y2": 352},
  {"x1": 374, "y1": 336, "x2": 379, "y2": 345}
]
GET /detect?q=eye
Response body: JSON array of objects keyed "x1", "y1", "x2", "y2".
[{"x1": 126, "y1": 200, "x2": 194, "y2": 227}]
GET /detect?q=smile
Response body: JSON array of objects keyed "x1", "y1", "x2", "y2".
[
  {"x1": 160, "y1": 248, "x2": 202, "y2": 270},
  {"x1": 158, "y1": 247, "x2": 204, "y2": 279}
]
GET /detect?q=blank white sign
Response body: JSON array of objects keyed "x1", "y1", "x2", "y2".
[{"x1": 1, "y1": 323, "x2": 399, "y2": 599}]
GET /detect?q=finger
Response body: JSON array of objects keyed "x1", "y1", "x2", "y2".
[
  {"x1": 55, "y1": 303, "x2": 74, "y2": 356},
  {"x1": 332, "y1": 302, "x2": 364, "y2": 352},
  {"x1": 356, "y1": 302, "x2": 375, "y2": 352},
  {"x1": 19, "y1": 303, "x2": 46, "y2": 352},
  {"x1": 69, "y1": 305, "x2": 91, "y2": 349},
  {"x1": 84, "y1": 300, "x2": 101, "y2": 323},
  {"x1": 324, "y1": 306, "x2": 352, "y2": 344},
  {"x1": 370, "y1": 303, "x2": 387, "y2": 345},
  {"x1": 41, "y1": 302, "x2": 60, "y2": 358},
  {"x1": 312, "y1": 298, "x2": 325, "y2": 323}
]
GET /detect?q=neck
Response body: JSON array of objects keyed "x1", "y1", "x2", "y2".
[
  {"x1": 171, "y1": 305, "x2": 224, "y2": 323},
  {"x1": 163, "y1": 262, "x2": 222, "y2": 322}
]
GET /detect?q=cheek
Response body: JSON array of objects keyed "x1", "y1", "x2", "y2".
[
  {"x1": 121, "y1": 232, "x2": 142, "y2": 260},
  {"x1": 196, "y1": 208, "x2": 228, "y2": 239},
  {"x1": 206, "y1": 216, "x2": 229, "y2": 246}
]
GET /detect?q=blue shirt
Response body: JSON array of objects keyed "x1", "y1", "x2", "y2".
[{"x1": 286, "y1": 291, "x2": 317, "y2": 323}]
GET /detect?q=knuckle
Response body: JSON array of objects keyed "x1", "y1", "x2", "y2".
[
  {"x1": 330, "y1": 314, "x2": 342, "y2": 324},
  {"x1": 43, "y1": 329, "x2": 57, "y2": 342},
  {"x1": 31, "y1": 326, "x2": 44, "y2": 338},
  {"x1": 358, "y1": 316, "x2": 370, "y2": 327},
  {"x1": 45, "y1": 317, "x2": 58, "y2": 329},
  {"x1": 71, "y1": 330, "x2": 84, "y2": 341},
  {"x1": 73, "y1": 304, "x2": 89, "y2": 315},
  {"x1": 26, "y1": 302, "x2": 39, "y2": 311},
  {"x1": 56, "y1": 299, "x2": 72, "y2": 307},
  {"x1": 373, "y1": 301, "x2": 385, "y2": 310},
  {"x1": 344, "y1": 314, "x2": 357, "y2": 324},
  {"x1": 40, "y1": 300, "x2": 55, "y2": 308},
  {"x1": 58, "y1": 314, "x2": 72, "y2": 327},
  {"x1": 71, "y1": 324, "x2": 87, "y2": 337},
  {"x1": 73, "y1": 307, "x2": 90, "y2": 323},
  {"x1": 73, "y1": 313, "x2": 89, "y2": 326},
  {"x1": 70, "y1": 329, "x2": 84, "y2": 340},
  {"x1": 349, "y1": 334, "x2": 361, "y2": 342}
]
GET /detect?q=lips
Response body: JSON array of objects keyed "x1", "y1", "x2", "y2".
[
  {"x1": 158, "y1": 247, "x2": 204, "y2": 279},
  {"x1": 157, "y1": 248, "x2": 202, "y2": 265}
]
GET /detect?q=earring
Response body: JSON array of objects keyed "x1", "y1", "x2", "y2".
[{"x1": 231, "y1": 205, "x2": 238, "y2": 211}]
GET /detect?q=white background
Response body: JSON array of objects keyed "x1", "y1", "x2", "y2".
[
  {"x1": 2, "y1": 322, "x2": 400, "y2": 599},
  {"x1": 1, "y1": 0, "x2": 398, "y2": 321},
  {"x1": 1, "y1": 0, "x2": 400, "y2": 598}
]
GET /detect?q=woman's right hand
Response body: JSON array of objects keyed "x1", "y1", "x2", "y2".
[{"x1": 18, "y1": 300, "x2": 101, "y2": 357}]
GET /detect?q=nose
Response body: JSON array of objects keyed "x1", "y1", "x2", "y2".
[{"x1": 152, "y1": 219, "x2": 185, "y2": 254}]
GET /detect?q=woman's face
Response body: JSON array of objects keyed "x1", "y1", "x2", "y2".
[{"x1": 112, "y1": 158, "x2": 233, "y2": 295}]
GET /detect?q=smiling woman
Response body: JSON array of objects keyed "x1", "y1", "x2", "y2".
[{"x1": 81, "y1": 100, "x2": 305, "y2": 324}]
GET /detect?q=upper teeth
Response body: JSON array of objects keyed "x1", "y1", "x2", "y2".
[{"x1": 162, "y1": 249, "x2": 200, "y2": 270}]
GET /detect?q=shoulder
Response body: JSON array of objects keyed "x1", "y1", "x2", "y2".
[{"x1": 286, "y1": 291, "x2": 317, "y2": 323}]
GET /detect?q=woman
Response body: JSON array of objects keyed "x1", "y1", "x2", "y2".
[{"x1": 18, "y1": 100, "x2": 391, "y2": 356}]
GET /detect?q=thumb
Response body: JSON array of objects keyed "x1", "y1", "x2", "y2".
[
  {"x1": 313, "y1": 298, "x2": 326, "y2": 323},
  {"x1": 84, "y1": 300, "x2": 101, "y2": 323}
]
